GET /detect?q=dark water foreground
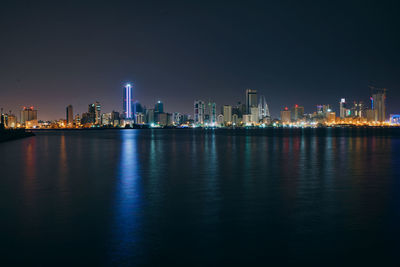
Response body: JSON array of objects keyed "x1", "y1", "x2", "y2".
[{"x1": 1, "y1": 128, "x2": 400, "y2": 266}]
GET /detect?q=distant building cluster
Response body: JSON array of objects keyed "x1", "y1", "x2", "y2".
[{"x1": 0, "y1": 83, "x2": 398, "y2": 129}]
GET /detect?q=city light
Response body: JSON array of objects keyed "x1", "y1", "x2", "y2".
[{"x1": 3, "y1": 85, "x2": 396, "y2": 130}]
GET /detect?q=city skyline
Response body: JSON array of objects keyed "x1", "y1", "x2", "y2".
[
  {"x1": 2, "y1": 84, "x2": 393, "y2": 128},
  {"x1": 0, "y1": 81, "x2": 394, "y2": 122},
  {"x1": 1, "y1": 1, "x2": 400, "y2": 120}
]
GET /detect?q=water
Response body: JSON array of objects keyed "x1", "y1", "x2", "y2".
[{"x1": 1, "y1": 128, "x2": 400, "y2": 266}]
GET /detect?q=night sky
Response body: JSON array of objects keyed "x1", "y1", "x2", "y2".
[{"x1": 1, "y1": 0, "x2": 400, "y2": 120}]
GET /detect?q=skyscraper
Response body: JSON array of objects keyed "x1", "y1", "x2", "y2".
[
  {"x1": 371, "y1": 88, "x2": 386, "y2": 122},
  {"x1": 258, "y1": 95, "x2": 270, "y2": 120},
  {"x1": 250, "y1": 106, "x2": 259, "y2": 124},
  {"x1": 291, "y1": 104, "x2": 304, "y2": 121},
  {"x1": 339, "y1": 98, "x2": 346, "y2": 118},
  {"x1": 352, "y1": 101, "x2": 363, "y2": 118},
  {"x1": 123, "y1": 83, "x2": 134, "y2": 119},
  {"x1": 146, "y1": 109, "x2": 155, "y2": 124},
  {"x1": 280, "y1": 107, "x2": 291, "y2": 123},
  {"x1": 207, "y1": 102, "x2": 216, "y2": 125},
  {"x1": 194, "y1": 100, "x2": 205, "y2": 125},
  {"x1": 66, "y1": 105, "x2": 73, "y2": 126},
  {"x1": 88, "y1": 103, "x2": 96, "y2": 123},
  {"x1": 95, "y1": 101, "x2": 101, "y2": 124},
  {"x1": 246, "y1": 89, "x2": 257, "y2": 114},
  {"x1": 223, "y1": 105, "x2": 232, "y2": 125},
  {"x1": 155, "y1": 101, "x2": 164, "y2": 113},
  {"x1": 20, "y1": 107, "x2": 38, "y2": 124}
]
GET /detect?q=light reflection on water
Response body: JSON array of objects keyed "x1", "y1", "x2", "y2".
[
  {"x1": 1, "y1": 129, "x2": 400, "y2": 266},
  {"x1": 109, "y1": 130, "x2": 142, "y2": 265}
]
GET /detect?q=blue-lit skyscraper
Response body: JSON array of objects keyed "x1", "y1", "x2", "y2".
[
  {"x1": 123, "y1": 83, "x2": 134, "y2": 119},
  {"x1": 155, "y1": 101, "x2": 164, "y2": 113}
]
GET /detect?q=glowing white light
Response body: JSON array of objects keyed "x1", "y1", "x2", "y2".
[{"x1": 125, "y1": 83, "x2": 132, "y2": 119}]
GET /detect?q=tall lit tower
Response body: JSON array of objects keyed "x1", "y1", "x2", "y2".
[
  {"x1": 66, "y1": 105, "x2": 73, "y2": 126},
  {"x1": 123, "y1": 83, "x2": 133, "y2": 119},
  {"x1": 245, "y1": 89, "x2": 257, "y2": 114},
  {"x1": 95, "y1": 101, "x2": 101, "y2": 124},
  {"x1": 339, "y1": 98, "x2": 346, "y2": 118},
  {"x1": 194, "y1": 100, "x2": 205, "y2": 125},
  {"x1": 207, "y1": 101, "x2": 216, "y2": 125},
  {"x1": 258, "y1": 95, "x2": 270, "y2": 120},
  {"x1": 371, "y1": 88, "x2": 387, "y2": 122}
]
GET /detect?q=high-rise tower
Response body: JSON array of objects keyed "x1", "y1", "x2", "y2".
[
  {"x1": 206, "y1": 101, "x2": 216, "y2": 125},
  {"x1": 194, "y1": 100, "x2": 205, "y2": 125},
  {"x1": 371, "y1": 88, "x2": 387, "y2": 122},
  {"x1": 95, "y1": 101, "x2": 101, "y2": 124},
  {"x1": 66, "y1": 105, "x2": 73, "y2": 126},
  {"x1": 245, "y1": 89, "x2": 257, "y2": 114},
  {"x1": 123, "y1": 83, "x2": 134, "y2": 119},
  {"x1": 155, "y1": 101, "x2": 164, "y2": 113},
  {"x1": 258, "y1": 95, "x2": 270, "y2": 120},
  {"x1": 339, "y1": 98, "x2": 346, "y2": 118}
]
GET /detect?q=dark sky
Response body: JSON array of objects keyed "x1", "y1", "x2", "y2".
[{"x1": 1, "y1": 0, "x2": 400, "y2": 120}]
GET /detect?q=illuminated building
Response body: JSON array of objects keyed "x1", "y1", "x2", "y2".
[
  {"x1": 111, "y1": 111, "x2": 120, "y2": 126},
  {"x1": 123, "y1": 83, "x2": 134, "y2": 119},
  {"x1": 322, "y1": 105, "x2": 331, "y2": 114},
  {"x1": 135, "y1": 113, "x2": 145, "y2": 124},
  {"x1": 246, "y1": 89, "x2": 257, "y2": 114},
  {"x1": 291, "y1": 104, "x2": 304, "y2": 121},
  {"x1": 371, "y1": 88, "x2": 386, "y2": 121},
  {"x1": 365, "y1": 109, "x2": 378, "y2": 122},
  {"x1": 74, "y1": 114, "x2": 81, "y2": 125},
  {"x1": 172, "y1": 112, "x2": 182, "y2": 125},
  {"x1": 157, "y1": 113, "x2": 171, "y2": 126},
  {"x1": 242, "y1": 114, "x2": 252, "y2": 125},
  {"x1": 95, "y1": 101, "x2": 101, "y2": 124},
  {"x1": 87, "y1": 103, "x2": 96, "y2": 123},
  {"x1": 101, "y1": 113, "x2": 112, "y2": 125},
  {"x1": 6, "y1": 114, "x2": 17, "y2": 128},
  {"x1": 146, "y1": 109, "x2": 155, "y2": 124},
  {"x1": 280, "y1": 107, "x2": 291, "y2": 123},
  {"x1": 352, "y1": 101, "x2": 363, "y2": 118},
  {"x1": 133, "y1": 101, "x2": 143, "y2": 122},
  {"x1": 326, "y1": 112, "x2": 336, "y2": 123},
  {"x1": 223, "y1": 105, "x2": 232, "y2": 125},
  {"x1": 390, "y1": 114, "x2": 400, "y2": 124},
  {"x1": 258, "y1": 95, "x2": 270, "y2": 120},
  {"x1": 233, "y1": 101, "x2": 246, "y2": 118},
  {"x1": 250, "y1": 106, "x2": 259, "y2": 124},
  {"x1": 194, "y1": 100, "x2": 205, "y2": 125},
  {"x1": 232, "y1": 114, "x2": 239, "y2": 125},
  {"x1": 339, "y1": 98, "x2": 346, "y2": 118},
  {"x1": 207, "y1": 102, "x2": 216, "y2": 125},
  {"x1": 20, "y1": 107, "x2": 38, "y2": 125},
  {"x1": 66, "y1": 105, "x2": 73, "y2": 126},
  {"x1": 217, "y1": 114, "x2": 224, "y2": 126},
  {"x1": 155, "y1": 101, "x2": 164, "y2": 113},
  {"x1": 181, "y1": 114, "x2": 191, "y2": 124}
]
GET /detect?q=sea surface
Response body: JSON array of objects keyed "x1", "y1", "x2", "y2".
[{"x1": 1, "y1": 128, "x2": 400, "y2": 266}]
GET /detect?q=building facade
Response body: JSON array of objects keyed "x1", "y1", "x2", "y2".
[
  {"x1": 123, "y1": 83, "x2": 134, "y2": 119},
  {"x1": 223, "y1": 105, "x2": 232, "y2": 125},
  {"x1": 21, "y1": 107, "x2": 38, "y2": 124},
  {"x1": 194, "y1": 100, "x2": 205, "y2": 125},
  {"x1": 280, "y1": 108, "x2": 291, "y2": 123},
  {"x1": 246, "y1": 89, "x2": 257, "y2": 114},
  {"x1": 66, "y1": 105, "x2": 73, "y2": 126}
]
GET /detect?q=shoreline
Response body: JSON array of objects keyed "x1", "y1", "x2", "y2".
[
  {"x1": 29, "y1": 125, "x2": 400, "y2": 131},
  {"x1": 0, "y1": 129, "x2": 35, "y2": 142}
]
